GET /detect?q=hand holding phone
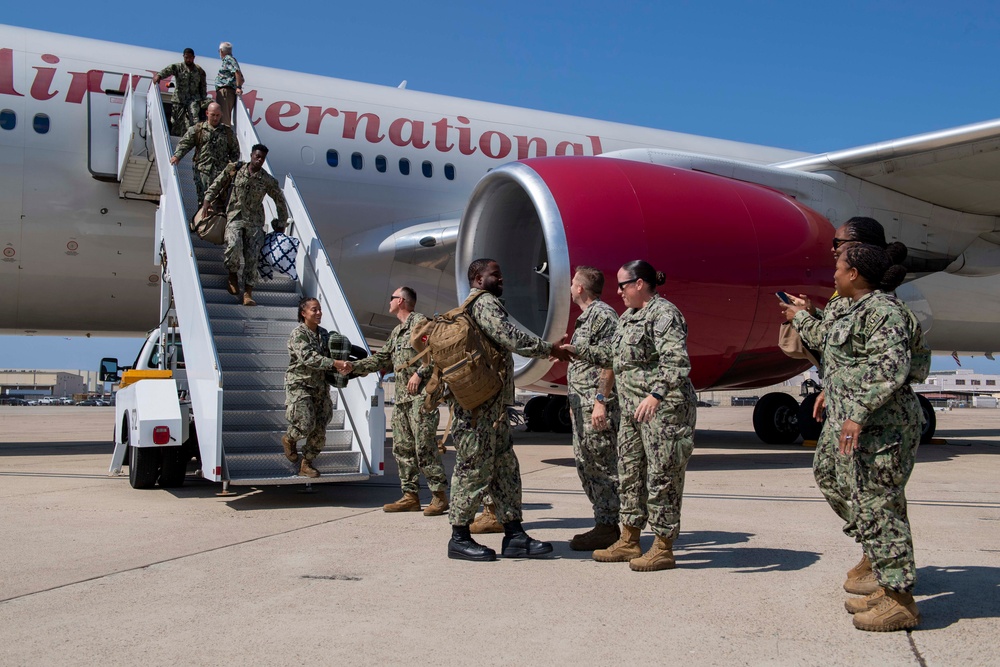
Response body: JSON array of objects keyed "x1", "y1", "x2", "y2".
[{"x1": 776, "y1": 291, "x2": 792, "y2": 304}]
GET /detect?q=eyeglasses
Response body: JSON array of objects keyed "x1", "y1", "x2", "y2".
[
  {"x1": 832, "y1": 238, "x2": 852, "y2": 251},
  {"x1": 617, "y1": 278, "x2": 639, "y2": 290},
  {"x1": 389, "y1": 295, "x2": 403, "y2": 302}
]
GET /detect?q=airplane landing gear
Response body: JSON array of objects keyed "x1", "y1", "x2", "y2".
[{"x1": 752, "y1": 392, "x2": 801, "y2": 444}]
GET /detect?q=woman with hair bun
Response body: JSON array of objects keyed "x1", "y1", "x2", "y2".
[
  {"x1": 575, "y1": 259, "x2": 697, "y2": 572},
  {"x1": 822, "y1": 242, "x2": 930, "y2": 632}
]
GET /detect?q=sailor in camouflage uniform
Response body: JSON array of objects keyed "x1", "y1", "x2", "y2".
[
  {"x1": 345, "y1": 286, "x2": 449, "y2": 516},
  {"x1": 784, "y1": 217, "x2": 891, "y2": 595},
  {"x1": 204, "y1": 144, "x2": 288, "y2": 307},
  {"x1": 821, "y1": 243, "x2": 929, "y2": 632},
  {"x1": 566, "y1": 266, "x2": 621, "y2": 551},
  {"x1": 170, "y1": 102, "x2": 239, "y2": 204},
  {"x1": 573, "y1": 260, "x2": 697, "y2": 572},
  {"x1": 446, "y1": 259, "x2": 574, "y2": 562},
  {"x1": 283, "y1": 298, "x2": 339, "y2": 478},
  {"x1": 152, "y1": 48, "x2": 207, "y2": 136}
]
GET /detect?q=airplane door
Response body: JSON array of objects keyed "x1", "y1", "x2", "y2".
[{"x1": 88, "y1": 86, "x2": 125, "y2": 179}]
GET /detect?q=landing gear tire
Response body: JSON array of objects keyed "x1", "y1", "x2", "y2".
[
  {"x1": 797, "y1": 393, "x2": 823, "y2": 441},
  {"x1": 543, "y1": 395, "x2": 573, "y2": 434},
  {"x1": 916, "y1": 393, "x2": 936, "y2": 444},
  {"x1": 524, "y1": 396, "x2": 550, "y2": 432},
  {"x1": 752, "y1": 392, "x2": 801, "y2": 445}
]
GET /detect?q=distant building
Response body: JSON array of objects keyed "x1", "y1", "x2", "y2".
[
  {"x1": 912, "y1": 369, "x2": 1000, "y2": 408},
  {"x1": 0, "y1": 370, "x2": 87, "y2": 399}
]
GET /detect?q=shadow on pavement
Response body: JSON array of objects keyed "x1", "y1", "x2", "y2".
[
  {"x1": 913, "y1": 565, "x2": 1000, "y2": 630},
  {"x1": 0, "y1": 441, "x2": 112, "y2": 457}
]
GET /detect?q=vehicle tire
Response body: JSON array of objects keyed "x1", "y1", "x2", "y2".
[
  {"x1": 916, "y1": 393, "x2": 936, "y2": 444},
  {"x1": 158, "y1": 446, "x2": 188, "y2": 488},
  {"x1": 797, "y1": 393, "x2": 823, "y2": 441},
  {"x1": 752, "y1": 392, "x2": 801, "y2": 445},
  {"x1": 543, "y1": 395, "x2": 573, "y2": 434},
  {"x1": 523, "y1": 396, "x2": 550, "y2": 432},
  {"x1": 119, "y1": 416, "x2": 130, "y2": 467},
  {"x1": 127, "y1": 416, "x2": 162, "y2": 490}
]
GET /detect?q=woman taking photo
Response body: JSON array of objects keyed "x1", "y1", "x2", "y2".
[
  {"x1": 822, "y1": 243, "x2": 929, "y2": 632},
  {"x1": 577, "y1": 260, "x2": 697, "y2": 572}
]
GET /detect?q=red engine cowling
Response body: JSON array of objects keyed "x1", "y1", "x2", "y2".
[{"x1": 456, "y1": 156, "x2": 834, "y2": 392}]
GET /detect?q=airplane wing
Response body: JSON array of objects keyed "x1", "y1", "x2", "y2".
[{"x1": 773, "y1": 118, "x2": 1000, "y2": 216}]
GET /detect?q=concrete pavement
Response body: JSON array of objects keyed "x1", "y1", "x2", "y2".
[{"x1": 0, "y1": 405, "x2": 997, "y2": 665}]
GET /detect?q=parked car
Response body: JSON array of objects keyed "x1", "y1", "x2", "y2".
[
  {"x1": 37, "y1": 397, "x2": 58, "y2": 405},
  {"x1": 0, "y1": 397, "x2": 29, "y2": 406},
  {"x1": 77, "y1": 398, "x2": 102, "y2": 406}
]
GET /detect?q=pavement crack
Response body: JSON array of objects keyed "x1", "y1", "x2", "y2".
[{"x1": 908, "y1": 631, "x2": 927, "y2": 667}]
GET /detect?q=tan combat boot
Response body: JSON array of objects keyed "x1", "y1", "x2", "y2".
[
  {"x1": 853, "y1": 588, "x2": 921, "y2": 631},
  {"x1": 593, "y1": 525, "x2": 642, "y2": 562},
  {"x1": 846, "y1": 552, "x2": 870, "y2": 580},
  {"x1": 298, "y1": 457, "x2": 320, "y2": 478},
  {"x1": 570, "y1": 523, "x2": 620, "y2": 551},
  {"x1": 281, "y1": 435, "x2": 299, "y2": 464},
  {"x1": 423, "y1": 490, "x2": 449, "y2": 516},
  {"x1": 383, "y1": 492, "x2": 421, "y2": 512},
  {"x1": 470, "y1": 503, "x2": 503, "y2": 534},
  {"x1": 242, "y1": 286, "x2": 256, "y2": 306},
  {"x1": 226, "y1": 272, "x2": 239, "y2": 295},
  {"x1": 845, "y1": 587, "x2": 886, "y2": 614},
  {"x1": 844, "y1": 559, "x2": 879, "y2": 595},
  {"x1": 629, "y1": 534, "x2": 675, "y2": 572}
]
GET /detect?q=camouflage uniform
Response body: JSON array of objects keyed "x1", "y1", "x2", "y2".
[
  {"x1": 793, "y1": 294, "x2": 857, "y2": 538},
  {"x1": 448, "y1": 289, "x2": 554, "y2": 526},
  {"x1": 351, "y1": 312, "x2": 447, "y2": 495},
  {"x1": 285, "y1": 324, "x2": 337, "y2": 461},
  {"x1": 156, "y1": 62, "x2": 207, "y2": 136},
  {"x1": 172, "y1": 121, "x2": 240, "y2": 204},
  {"x1": 205, "y1": 162, "x2": 288, "y2": 289},
  {"x1": 822, "y1": 291, "x2": 930, "y2": 593},
  {"x1": 576, "y1": 295, "x2": 697, "y2": 540},
  {"x1": 568, "y1": 300, "x2": 620, "y2": 525}
]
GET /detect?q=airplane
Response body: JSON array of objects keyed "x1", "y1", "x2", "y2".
[{"x1": 2, "y1": 23, "x2": 999, "y2": 444}]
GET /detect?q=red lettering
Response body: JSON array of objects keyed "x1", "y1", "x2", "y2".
[
  {"x1": 30, "y1": 54, "x2": 60, "y2": 101},
  {"x1": 0, "y1": 48, "x2": 24, "y2": 97},
  {"x1": 64, "y1": 70, "x2": 105, "y2": 104},
  {"x1": 479, "y1": 131, "x2": 512, "y2": 159},
  {"x1": 241, "y1": 89, "x2": 263, "y2": 126},
  {"x1": 588, "y1": 135, "x2": 604, "y2": 155},
  {"x1": 304, "y1": 105, "x2": 340, "y2": 135},
  {"x1": 456, "y1": 116, "x2": 476, "y2": 156},
  {"x1": 555, "y1": 140, "x2": 584, "y2": 156},
  {"x1": 341, "y1": 111, "x2": 384, "y2": 143},
  {"x1": 515, "y1": 135, "x2": 547, "y2": 159},
  {"x1": 432, "y1": 118, "x2": 454, "y2": 152},
  {"x1": 388, "y1": 118, "x2": 430, "y2": 149},
  {"x1": 265, "y1": 100, "x2": 301, "y2": 132}
]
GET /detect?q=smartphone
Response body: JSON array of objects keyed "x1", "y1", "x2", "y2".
[{"x1": 775, "y1": 291, "x2": 792, "y2": 304}]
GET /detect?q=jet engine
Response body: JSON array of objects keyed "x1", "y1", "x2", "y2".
[{"x1": 457, "y1": 156, "x2": 835, "y2": 395}]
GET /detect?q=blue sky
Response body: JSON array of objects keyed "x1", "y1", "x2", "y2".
[{"x1": 2, "y1": 1, "x2": 999, "y2": 374}]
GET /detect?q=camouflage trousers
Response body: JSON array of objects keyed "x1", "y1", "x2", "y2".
[
  {"x1": 193, "y1": 169, "x2": 220, "y2": 205},
  {"x1": 170, "y1": 98, "x2": 202, "y2": 137},
  {"x1": 813, "y1": 418, "x2": 857, "y2": 540},
  {"x1": 448, "y1": 395, "x2": 521, "y2": 526},
  {"x1": 568, "y1": 391, "x2": 620, "y2": 525},
  {"x1": 617, "y1": 396, "x2": 696, "y2": 539},
  {"x1": 285, "y1": 387, "x2": 333, "y2": 460},
  {"x1": 224, "y1": 220, "x2": 264, "y2": 288},
  {"x1": 849, "y1": 422, "x2": 919, "y2": 592},
  {"x1": 392, "y1": 398, "x2": 447, "y2": 494}
]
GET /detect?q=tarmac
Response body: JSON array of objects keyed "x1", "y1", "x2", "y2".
[{"x1": 0, "y1": 405, "x2": 997, "y2": 666}]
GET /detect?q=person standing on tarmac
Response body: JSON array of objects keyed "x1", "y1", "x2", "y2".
[
  {"x1": 447, "y1": 258, "x2": 574, "y2": 562},
  {"x1": 817, "y1": 243, "x2": 929, "y2": 632},
  {"x1": 781, "y1": 216, "x2": 889, "y2": 596},
  {"x1": 565, "y1": 266, "x2": 621, "y2": 551},
  {"x1": 169, "y1": 102, "x2": 239, "y2": 205},
  {"x1": 152, "y1": 48, "x2": 207, "y2": 136},
  {"x1": 572, "y1": 260, "x2": 697, "y2": 572},
  {"x1": 341, "y1": 286, "x2": 450, "y2": 517}
]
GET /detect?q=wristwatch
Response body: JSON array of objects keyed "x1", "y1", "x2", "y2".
[{"x1": 595, "y1": 393, "x2": 607, "y2": 404}]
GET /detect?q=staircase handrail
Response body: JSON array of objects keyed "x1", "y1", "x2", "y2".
[{"x1": 145, "y1": 82, "x2": 225, "y2": 481}]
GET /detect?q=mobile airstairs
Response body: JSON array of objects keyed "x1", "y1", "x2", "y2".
[{"x1": 110, "y1": 80, "x2": 384, "y2": 490}]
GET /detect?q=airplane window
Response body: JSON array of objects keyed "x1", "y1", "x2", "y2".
[
  {"x1": 351, "y1": 152, "x2": 363, "y2": 170},
  {"x1": 422, "y1": 161, "x2": 432, "y2": 178},
  {"x1": 326, "y1": 149, "x2": 339, "y2": 167},
  {"x1": 0, "y1": 109, "x2": 14, "y2": 130},
  {"x1": 375, "y1": 155, "x2": 387, "y2": 173},
  {"x1": 32, "y1": 113, "x2": 50, "y2": 134},
  {"x1": 399, "y1": 158, "x2": 410, "y2": 175},
  {"x1": 444, "y1": 163, "x2": 456, "y2": 181}
]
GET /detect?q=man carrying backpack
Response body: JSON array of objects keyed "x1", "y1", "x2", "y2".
[{"x1": 445, "y1": 258, "x2": 574, "y2": 562}]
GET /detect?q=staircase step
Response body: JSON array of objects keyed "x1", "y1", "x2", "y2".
[
  {"x1": 201, "y1": 273, "x2": 298, "y2": 293},
  {"x1": 203, "y1": 288, "x2": 300, "y2": 308},
  {"x1": 207, "y1": 303, "x2": 299, "y2": 322},
  {"x1": 222, "y1": 409, "x2": 346, "y2": 431},
  {"x1": 222, "y1": 389, "x2": 338, "y2": 411},
  {"x1": 218, "y1": 352, "x2": 289, "y2": 372},
  {"x1": 222, "y1": 370, "x2": 286, "y2": 390},
  {"x1": 211, "y1": 319, "x2": 298, "y2": 337},
  {"x1": 214, "y1": 334, "x2": 290, "y2": 353},
  {"x1": 223, "y1": 429, "x2": 353, "y2": 452},
  {"x1": 226, "y1": 450, "x2": 363, "y2": 484}
]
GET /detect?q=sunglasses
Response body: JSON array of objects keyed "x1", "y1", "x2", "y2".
[
  {"x1": 389, "y1": 295, "x2": 403, "y2": 302},
  {"x1": 617, "y1": 278, "x2": 639, "y2": 290},
  {"x1": 832, "y1": 238, "x2": 852, "y2": 251}
]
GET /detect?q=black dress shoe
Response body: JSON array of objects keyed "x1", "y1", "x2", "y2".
[
  {"x1": 448, "y1": 525, "x2": 497, "y2": 562},
  {"x1": 501, "y1": 522, "x2": 554, "y2": 559}
]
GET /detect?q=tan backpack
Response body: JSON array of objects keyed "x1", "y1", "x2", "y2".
[{"x1": 409, "y1": 291, "x2": 505, "y2": 413}]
